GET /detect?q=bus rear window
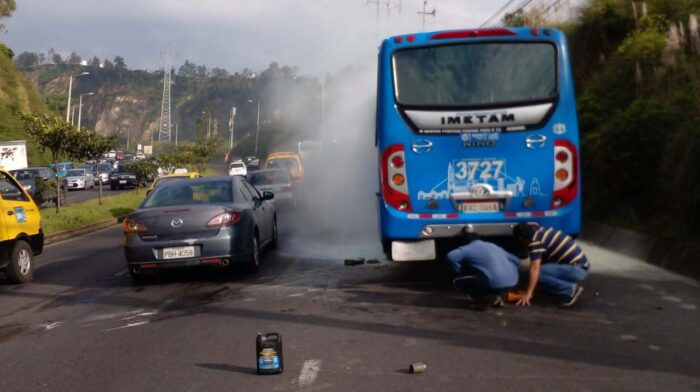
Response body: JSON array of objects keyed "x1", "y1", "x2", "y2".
[{"x1": 393, "y1": 42, "x2": 556, "y2": 107}]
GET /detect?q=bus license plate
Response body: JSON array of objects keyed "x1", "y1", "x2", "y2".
[
  {"x1": 460, "y1": 201, "x2": 500, "y2": 213},
  {"x1": 163, "y1": 246, "x2": 195, "y2": 259}
]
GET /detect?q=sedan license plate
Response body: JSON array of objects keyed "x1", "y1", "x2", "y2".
[
  {"x1": 460, "y1": 201, "x2": 500, "y2": 213},
  {"x1": 119, "y1": 180, "x2": 127, "y2": 184},
  {"x1": 162, "y1": 246, "x2": 195, "y2": 260}
]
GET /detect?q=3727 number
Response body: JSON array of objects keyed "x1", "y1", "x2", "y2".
[{"x1": 454, "y1": 159, "x2": 505, "y2": 181}]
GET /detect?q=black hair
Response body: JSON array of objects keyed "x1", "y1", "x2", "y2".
[
  {"x1": 513, "y1": 222, "x2": 535, "y2": 240},
  {"x1": 462, "y1": 232, "x2": 480, "y2": 242}
]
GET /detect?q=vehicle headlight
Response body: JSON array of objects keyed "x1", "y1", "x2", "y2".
[
  {"x1": 128, "y1": 175, "x2": 136, "y2": 179},
  {"x1": 22, "y1": 184, "x2": 32, "y2": 190}
]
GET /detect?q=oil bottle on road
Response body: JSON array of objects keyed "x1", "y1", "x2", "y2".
[{"x1": 256, "y1": 332, "x2": 284, "y2": 375}]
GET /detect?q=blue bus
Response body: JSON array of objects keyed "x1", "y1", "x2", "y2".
[{"x1": 376, "y1": 27, "x2": 581, "y2": 261}]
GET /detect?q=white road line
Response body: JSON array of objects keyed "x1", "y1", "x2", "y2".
[
  {"x1": 42, "y1": 321, "x2": 63, "y2": 330},
  {"x1": 298, "y1": 359, "x2": 321, "y2": 388},
  {"x1": 104, "y1": 321, "x2": 149, "y2": 332}
]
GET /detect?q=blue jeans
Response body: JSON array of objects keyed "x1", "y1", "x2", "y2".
[{"x1": 539, "y1": 263, "x2": 588, "y2": 297}]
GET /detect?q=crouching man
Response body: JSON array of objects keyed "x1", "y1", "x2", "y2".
[
  {"x1": 512, "y1": 223, "x2": 589, "y2": 307},
  {"x1": 447, "y1": 234, "x2": 521, "y2": 310}
]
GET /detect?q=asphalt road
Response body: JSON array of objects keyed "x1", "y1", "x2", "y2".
[{"x1": 0, "y1": 211, "x2": 699, "y2": 391}]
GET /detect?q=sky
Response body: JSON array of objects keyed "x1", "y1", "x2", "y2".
[{"x1": 0, "y1": 0, "x2": 563, "y2": 76}]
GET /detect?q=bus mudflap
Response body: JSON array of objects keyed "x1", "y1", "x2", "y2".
[{"x1": 392, "y1": 240, "x2": 435, "y2": 261}]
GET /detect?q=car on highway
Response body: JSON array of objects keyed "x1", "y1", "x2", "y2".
[
  {"x1": 109, "y1": 164, "x2": 139, "y2": 190},
  {"x1": 248, "y1": 169, "x2": 296, "y2": 209},
  {"x1": 146, "y1": 172, "x2": 202, "y2": 195},
  {"x1": 228, "y1": 160, "x2": 247, "y2": 176},
  {"x1": 66, "y1": 169, "x2": 96, "y2": 190},
  {"x1": 10, "y1": 167, "x2": 67, "y2": 206},
  {"x1": 123, "y1": 176, "x2": 277, "y2": 282},
  {"x1": 93, "y1": 163, "x2": 112, "y2": 185},
  {"x1": 244, "y1": 156, "x2": 260, "y2": 170},
  {"x1": 264, "y1": 152, "x2": 304, "y2": 181},
  {"x1": 0, "y1": 168, "x2": 43, "y2": 283}
]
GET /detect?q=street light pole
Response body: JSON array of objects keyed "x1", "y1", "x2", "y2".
[
  {"x1": 66, "y1": 72, "x2": 90, "y2": 123},
  {"x1": 77, "y1": 92, "x2": 94, "y2": 131},
  {"x1": 255, "y1": 101, "x2": 260, "y2": 156}
]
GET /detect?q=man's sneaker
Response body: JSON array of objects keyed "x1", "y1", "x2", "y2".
[
  {"x1": 561, "y1": 285, "x2": 584, "y2": 307},
  {"x1": 491, "y1": 296, "x2": 505, "y2": 308}
]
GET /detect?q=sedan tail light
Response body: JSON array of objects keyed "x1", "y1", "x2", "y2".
[
  {"x1": 281, "y1": 185, "x2": 292, "y2": 193},
  {"x1": 207, "y1": 211, "x2": 242, "y2": 228},
  {"x1": 123, "y1": 218, "x2": 148, "y2": 234}
]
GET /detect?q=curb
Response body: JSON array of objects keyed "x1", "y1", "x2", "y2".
[
  {"x1": 45, "y1": 217, "x2": 122, "y2": 245},
  {"x1": 582, "y1": 222, "x2": 700, "y2": 280}
]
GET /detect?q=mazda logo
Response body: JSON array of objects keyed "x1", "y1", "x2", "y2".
[{"x1": 171, "y1": 218, "x2": 184, "y2": 228}]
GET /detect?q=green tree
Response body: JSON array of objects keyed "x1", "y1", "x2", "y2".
[
  {"x1": 68, "y1": 52, "x2": 82, "y2": 65},
  {"x1": 20, "y1": 113, "x2": 75, "y2": 161},
  {"x1": 127, "y1": 158, "x2": 158, "y2": 193},
  {"x1": 14, "y1": 51, "x2": 38, "y2": 69},
  {"x1": 0, "y1": 0, "x2": 16, "y2": 32}
]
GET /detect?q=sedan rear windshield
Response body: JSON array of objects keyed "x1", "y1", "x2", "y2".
[
  {"x1": 393, "y1": 42, "x2": 556, "y2": 107},
  {"x1": 249, "y1": 171, "x2": 291, "y2": 186},
  {"x1": 143, "y1": 181, "x2": 233, "y2": 208},
  {"x1": 267, "y1": 158, "x2": 299, "y2": 171},
  {"x1": 67, "y1": 170, "x2": 85, "y2": 176}
]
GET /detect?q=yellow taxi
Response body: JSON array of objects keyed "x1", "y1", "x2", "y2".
[
  {"x1": 146, "y1": 172, "x2": 202, "y2": 195},
  {"x1": 264, "y1": 152, "x2": 304, "y2": 181},
  {"x1": 0, "y1": 168, "x2": 43, "y2": 283}
]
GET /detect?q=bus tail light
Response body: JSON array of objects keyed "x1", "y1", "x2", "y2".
[
  {"x1": 431, "y1": 28, "x2": 516, "y2": 40},
  {"x1": 381, "y1": 145, "x2": 412, "y2": 212},
  {"x1": 552, "y1": 140, "x2": 578, "y2": 209}
]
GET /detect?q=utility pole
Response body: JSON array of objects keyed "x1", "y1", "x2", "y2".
[
  {"x1": 175, "y1": 123, "x2": 179, "y2": 146},
  {"x1": 229, "y1": 106, "x2": 237, "y2": 151},
  {"x1": 417, "y1": 1, "x2": 436, "y2": 32},
  {"x1": 159, "y1": 46, "x2": 173, "y2": 142},
  {"x1": 207, "y1": 112, "x2": 212, "y2": 139}
]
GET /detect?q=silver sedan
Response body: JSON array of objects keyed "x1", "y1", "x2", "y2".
[
  {"x1": 123, "y1": 176, "x2": 277, "y2": 283},
  {"x1": 65, "y1": 169, "x2": 95, "y2": 190}
]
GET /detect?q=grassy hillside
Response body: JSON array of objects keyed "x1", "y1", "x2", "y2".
[{"x1": 0, "y1": 43, "x2": 50, "y2": 165}]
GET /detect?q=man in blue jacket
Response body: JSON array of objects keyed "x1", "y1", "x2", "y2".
[{"x1": 447, "y1": 234, "x2": 521, "y2": 310}]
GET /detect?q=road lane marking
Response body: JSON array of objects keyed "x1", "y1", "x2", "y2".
[
  {"x1": 298, "y1": 359, "x2": 321, "y2": 388},
  {"x1": 661, "y1": 295, "x2": 682, "y2": 303},
  {"x1": 680, "y1": 303, "x2": 697, "y2": 310},
  {"x1": 41, "y1": 321, "x2": 63, "y2": 330},
  {"x1": 104, "y1": 321, "x2": 149, "y2": 332}
]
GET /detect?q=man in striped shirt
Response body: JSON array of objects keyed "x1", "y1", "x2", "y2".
[{"x1": 512, "y1": 223, "x2": 589, "y2": 307}]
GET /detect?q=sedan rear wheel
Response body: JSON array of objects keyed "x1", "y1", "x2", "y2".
[
  {"x1": 246, "y1": 235, "x2": 260, "y2": 273},
  {"x1": 270, "y1": 218, "x2": 278, "y2": 249}
]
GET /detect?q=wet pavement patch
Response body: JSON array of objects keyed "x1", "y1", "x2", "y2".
[{"x1": 0, "y1": 323, "x2": 28, "y2": 344}]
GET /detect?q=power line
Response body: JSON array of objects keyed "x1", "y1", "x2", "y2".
[{"x1": 481, "y1": 0, "x2": 519, "y2": 28}]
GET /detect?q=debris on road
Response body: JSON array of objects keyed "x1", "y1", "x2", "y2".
[
  {"x1": 256, "y1": 333, "x2": 284, "y2": 375},
  {"x1": 344, "y1": 257, "x2": 365, "y2": 266},
  {"x1": 409, "y1": 362, "x2": 426, "y2": 374}
]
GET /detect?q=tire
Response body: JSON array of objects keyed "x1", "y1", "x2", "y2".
[
  {"x1": 110, "y1": 183, "x2": 117, "y2": 191},
  {"x1": 245, "y1": 235, "x2": 260, "y2": 273},
  {"x1": 4, "y1": 240, "x2": 34, "y2": 283},
  {"x1": 270, "y1": 217, "x2": 278, "y2": 249}
]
